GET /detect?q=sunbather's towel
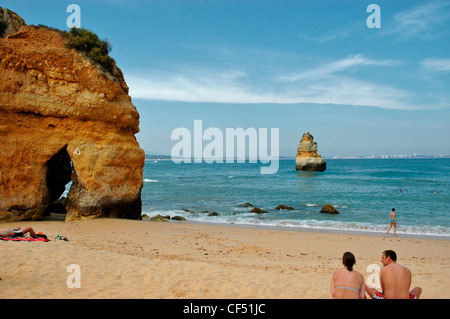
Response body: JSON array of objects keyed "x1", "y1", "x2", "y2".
[{"x1": 1, "y1": 236, "x2": 50, "y2": 242}]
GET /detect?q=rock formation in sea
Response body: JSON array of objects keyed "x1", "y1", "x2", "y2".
[
  {"x1": 250, "y1": 207, "x2": 268, "y2": 214},
  {"x1": 320, "y1": 204, "x2": 340, "y2": 214},
  {"x1": 295, "y1": 132, "x2": 327, "y2": 172},
  {"x1": 275, "y1": 204, "x2": 294, "y2": 210},
  {"x1": 0, "y1": 8, "x2": 145, "y2": 221}
]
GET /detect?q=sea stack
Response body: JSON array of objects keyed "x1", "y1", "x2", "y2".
[
  {"x1": 295, "y1": 132, "x2": 326, "y2": 172},
  {"x1": 0, "y1": 8, "x2": 145, "y2": 221}
]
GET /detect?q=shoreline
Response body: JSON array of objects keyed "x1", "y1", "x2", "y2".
[
  {"x1": 45, "y1": 213, "x2": 450, "y2": 240},
  {"x1": 177, "y1": 220, "x2": 450, "y2": 241},
  {"x1": 1, "y1": 217, "x2": 449, "y2": 299}
]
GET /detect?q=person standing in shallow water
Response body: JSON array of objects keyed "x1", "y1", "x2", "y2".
[
  {"x1": 386, "y1": 208, "x2": 397, "y2": 237},
  {"x1": 330, "y1": 252, "x2": 366, "y2": 299}
]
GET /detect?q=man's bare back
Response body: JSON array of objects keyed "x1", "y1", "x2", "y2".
[
  {"x1": 366, "y1": 250, "x2": 422, "y2": 299},
  {"x1": 381, "y1": 262, "x2": 412, "y2": 299}
]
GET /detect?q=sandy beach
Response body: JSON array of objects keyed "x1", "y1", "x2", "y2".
[{"x1": 0, "y1": 218, "x2": 448, "y2": 299}]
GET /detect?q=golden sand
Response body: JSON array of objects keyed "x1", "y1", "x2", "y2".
[{"x1": 0, "y1": 218, "x2": 448, "y2": 299}]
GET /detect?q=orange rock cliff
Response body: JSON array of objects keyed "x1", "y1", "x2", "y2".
[{"x1": 0, "y1": 8, "x2": 145, "y2": 221}]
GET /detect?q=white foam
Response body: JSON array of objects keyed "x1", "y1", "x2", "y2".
[
  {"x1": 144, "y1": 179, "x2": 159, "y2": 183},
  {"x1": 142, "y1": 209, "x2": 450, "y2": 238}
]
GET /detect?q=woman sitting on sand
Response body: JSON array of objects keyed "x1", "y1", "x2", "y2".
[{"x1": 330, "y1": 252, "x2": 366, "y2": 299}]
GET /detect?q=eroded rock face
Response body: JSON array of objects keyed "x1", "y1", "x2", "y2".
[
  {"x1": 0, "y1": 7, "x2": 27, "y2": 37},
  {"x1": 0, "y1": 13, "x2": 145, "y2": 221},
  {"x1": 295, "y1": 132, "x2": 326, "y2": 172}
]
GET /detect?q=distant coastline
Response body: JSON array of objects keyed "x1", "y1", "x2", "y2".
[{"x1": 145, "y1": 154, "x2": 450, "y2": 161}]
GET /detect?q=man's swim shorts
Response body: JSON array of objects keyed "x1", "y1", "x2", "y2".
[{"x1": 372, "y1": 291, "x2": 417, "y2": 299}]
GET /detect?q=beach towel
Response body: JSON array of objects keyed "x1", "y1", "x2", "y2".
[{"x1": 1, "y1": 236, "x2": 50, "y2": 242}]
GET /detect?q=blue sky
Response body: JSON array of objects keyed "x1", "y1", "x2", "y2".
[{"x1": 3, "y1": 0, "x2": 450, "y2": 157}]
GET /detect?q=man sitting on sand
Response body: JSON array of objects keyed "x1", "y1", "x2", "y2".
[
  {"x1": 0, "y1": 226, "x2": 38, "y2": 238},
  {"x1": 365, "y1": 250, "x2": 422, "y2": 299}
]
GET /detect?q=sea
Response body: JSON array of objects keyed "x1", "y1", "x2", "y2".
[{"x1": 141, "y1": 158, "x2": 450, "y2": 239}]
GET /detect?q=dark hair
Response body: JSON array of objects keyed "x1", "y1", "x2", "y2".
[
  {"x1": 383, "y1": 250, "x2": 397, "y2": 262},
  {"x1": 392, "y1": 208, "x2": 395, "y2": 211},
  {"x1": 343, "y1": 252, "x2": 356, "y2": 271}
]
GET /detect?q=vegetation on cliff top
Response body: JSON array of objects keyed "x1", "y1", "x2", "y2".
[
  {"x1": 65, "y1": 27, "x2": 116, "y2": 74},
  {"x1": 4, "y1": 20, "x2": 118, "y2": 76}
]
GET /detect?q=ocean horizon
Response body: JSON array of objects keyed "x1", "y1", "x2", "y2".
[{"x1": 139, "y1": 157, "x2": 450, "y2": 239}]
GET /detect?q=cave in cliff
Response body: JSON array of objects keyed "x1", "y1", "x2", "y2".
[{"x1": 45, "y1": 145, "x2": 73, "y2": 216}]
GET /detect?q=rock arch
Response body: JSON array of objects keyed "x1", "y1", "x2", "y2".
[{"x1": 0, "y1": 12, "x2": 145, "y2": 221}]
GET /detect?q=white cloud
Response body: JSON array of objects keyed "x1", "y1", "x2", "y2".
[
  {"x1": 298, "y1": 30, "x2": 351, "y2": 44},
  {"x1": 421, "y1": 58, "x2": 450, "y2": 72},
  {"x1": 126, "y1": 62, "x2": 416, "y2": 110},
  {"x1": 280, "y1": 54, "x2": 397, "y2": 81},
  {"x1": 127, "y1": 70, "x2": 270, "y2": 104},
  {"x1": 390, "y1": 1, "x2": 450, "y2": 40},
  {"x1": 290, "y1": 77, "x2": 411, "y2": 109}
]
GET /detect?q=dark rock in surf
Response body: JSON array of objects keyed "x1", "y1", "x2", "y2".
[
  {"x1": 250, "y1": 207, "x2": 268, "y2": 214},
  {"x1": 275, "y1": 204, "x2": 294, "y2": 210},
  {"x1": 320, "y1": 204, "x2": 340, "y2": 214}
]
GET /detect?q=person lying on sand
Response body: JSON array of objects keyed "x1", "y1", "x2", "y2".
[
  {"x1": 330, "y1": 251, "x2": 366, "y2": 299},
  {"x1": 0, "y1": 227, "x2": 38, "y2": 238},
  {"x1": 365, "y1": 250, "x2": 422, "y2": 299}
]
